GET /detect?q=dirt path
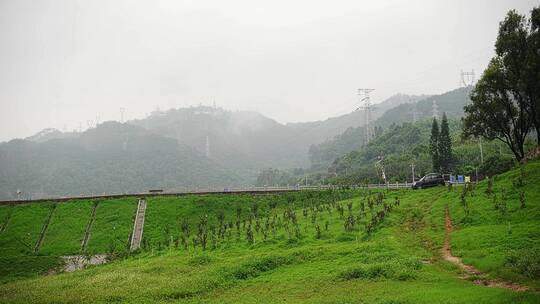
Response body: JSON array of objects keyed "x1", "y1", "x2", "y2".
[{"x1": 442, "y1": 207, "x2": 531, "y2": 292}]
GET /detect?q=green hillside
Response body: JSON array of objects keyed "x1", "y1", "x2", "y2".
[
  {"x1": 312, "y1": 117, "x2": 518, "y2": 185},
  {"x1": 308, "y1": 88, "x2": 470, "y2": 169},
  {"x1": 0, "y1": 161, "x2": 539, "y2": 303}
]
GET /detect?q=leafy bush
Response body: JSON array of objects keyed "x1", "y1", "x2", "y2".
[
  {"x1": 336, "y1": 259, "x2": 421, "y2": 281},
  {"x1": 479, "y1": 155, "x2": 515, "y2": 176},
  {"x1": 227, "y1": 255, "x2": 293, "y2": 280},
  {"x1": 188, "y1": 255, "x2": 212, "y2": 266},
  {"x1": 505, "y1": 248, "x2": 540, "y2": 279}
]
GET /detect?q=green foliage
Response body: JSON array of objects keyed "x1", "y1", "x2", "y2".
[
  {"x1": 438, "y1": 113, "x2": 453, "y2": 172},
  {"x1": 480, "y1": 155, "x2": 515, "y2": 176},
  {"x1": 430, "y1": 118, "x2": 440, "y2": 172},
  {"x1": 463, "y1": 8, "x2": 540, "y2": 161},
  {"x1": 505, "y1": 248, "x2": 540, "y2": 279}
]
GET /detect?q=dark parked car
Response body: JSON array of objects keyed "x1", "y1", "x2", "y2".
[{"x1": 412, "y1": 173, "x2": 445, "y2": 189}]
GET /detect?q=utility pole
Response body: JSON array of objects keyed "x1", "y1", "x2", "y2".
[
  {"x1": 357, "y1": 88, "x2": 375, "y2": 145},
  {"x1": 205, "y1": 135, "x2": 211, "y2": 158},
  {"x1": 479, "y1": 137, "x2": 484, "y2": 165}
]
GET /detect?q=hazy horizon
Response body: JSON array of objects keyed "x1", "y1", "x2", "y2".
[{"x1": 1, "y1": 0, "x2": 537, "y2": 142}]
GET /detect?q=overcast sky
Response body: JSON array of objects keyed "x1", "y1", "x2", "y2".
[{"x1": 0, "y1": 0, "x2": 537, "y2": 142}]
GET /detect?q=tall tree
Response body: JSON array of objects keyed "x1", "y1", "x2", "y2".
[
  {"x1": 438, "y1": 113, "x2": 452, "y2": 172},
  {"x1": 462, "y1": 8, "x2": 538, "y2": 161},
  {"x1": 495, "y1": 8, "x2": 540, "y2": 144},
  {"x1": 463, "y1": 58, "x2": 531, "y2": 161},
  {"x1": 430, "y1": 118, "x2": 440, "y2": 171}
]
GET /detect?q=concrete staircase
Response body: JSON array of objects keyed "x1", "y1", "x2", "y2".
[
  {"x1": 34, "y1": 204, "x2": 56, "y2": 253},
  {"x1": 80, "y1": 202, "x2": 99, "y2": 252},
  {"x1": 130, "y1": 199, "x2": 146, "y2": 251}
]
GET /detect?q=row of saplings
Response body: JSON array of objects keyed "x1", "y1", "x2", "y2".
[
  {"x1": 454, "y1": 165, "x2": 528, "y2": 220},
  {"x1": 140, "y1": 191, "x2": 401, "y2": 251}
]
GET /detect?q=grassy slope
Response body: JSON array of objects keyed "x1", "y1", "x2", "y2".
[
  {"x1": 436, "y1": 160, "x2": 540, "y2": 288},
  {"x1": 39, "y1": 201, "x2": 93, "y2": 255},
  {"x1": 0, "y1": 203, "x2": 53, "y2": 256},
  {"x1": 0, "y1": 192, "x2": 538, "y2": 302},
  {"x1": 0, "y1": 162, "x2": 539, "y2": 303},
  {"x1": 0, "y1": 203, "x2": 62, "y2": 283},
  {"x1": 85, "y1": 198, "x2": 137, "y2": 254}
]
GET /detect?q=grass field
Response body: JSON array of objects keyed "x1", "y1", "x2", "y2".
[
  {"x1": 0, "y1": 162, "x2": 539, "y2": 303},
  {"x1": 85, "y1": 198, "x2": 138, "y2": 255},
  {"x1": 39, "y1": 200, "x2": 93, "y2": 255}
]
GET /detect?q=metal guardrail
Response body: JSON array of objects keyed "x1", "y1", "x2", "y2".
[{"x1": 0, "y1": 181, "x2": 464, "y2": 206}]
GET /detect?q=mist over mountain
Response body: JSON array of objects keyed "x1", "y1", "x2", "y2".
[
  {"x1": 128, "y1": 93, "x2": 426, "y2": 174},
  {"x1": 0, "y1": 90, "x2": 457, "y2": 199},
  {"x1": 0, "y1": 122, "x2": 240, "y2": 200}
]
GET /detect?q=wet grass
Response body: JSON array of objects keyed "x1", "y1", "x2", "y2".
[
  {"x1": 85, "y1": 198, "x2": 137, "y2": 254},
  {"x1": 0, "y1": 161, "x2": 539, "y2": 302},
  {"x1": 39, "y1": 200, "x2": 94, "y2": 255}
]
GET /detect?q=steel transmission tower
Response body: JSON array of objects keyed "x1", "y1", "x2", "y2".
[
  {"x1": 432, "y1": 100, "x2": 439, "y2": 120},
  {"x1": 205, "y1": 135, "x2": 211, "y2": 158},
  {"x1": 409, "y1": 102, "x2": 419, "y2": 123},
  {"x1": 357, "y1": 89, "x2": 375, "y2": 145},
  {"x1": 460, "y1": 70, "x2": 476, "y2": 87},
  {"x1": 120, "y1": 107, "x2": 125, "y2": 123}
]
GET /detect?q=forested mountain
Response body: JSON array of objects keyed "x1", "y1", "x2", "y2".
[
  {"x1": 0, "y1": 122, "x2": 240, "y2": 200},
  {"x1": 129, "y1": 107, "x2": 307, "y2": 176},
  {"x1": 0, "y1": 90, "x2": 463, "y2": 198},
  {"x1": 24, "y1": 128, "x2": 78, "y2": 143},
  {"x1": 308, "y1": 87, "x2": 471, "y2": 168}
]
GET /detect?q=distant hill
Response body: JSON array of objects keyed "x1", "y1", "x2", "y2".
[
  {"x1": 286, "y1": 93, "x2": 428, "y2": 145},
  {"x1": 0, "y1": 91, "x2": 452, "y2": 198},
  {"x1": 129, "y1": 107, "x2": 306, "y2": 178},
  {"x1": 0, "y1": 122, "x2": 240, "y2": 200},
  {"x1": 128, "y1": 94, "x2": 426, "y2": 176},
  {"x1": 375, "y1": 87, "x2": 471, "y2": 128},
  {"x1": 308, "y1": 88, "x2": 471, "y2": 168},
  {"x1": 25, "y1": 128, "x2": 77, "y2": 143}
]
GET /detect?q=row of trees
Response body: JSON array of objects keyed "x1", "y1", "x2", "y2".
[
  {"x1": 430, "y1": 113, "x2": 453, "y2": 172},
  {"x1": 463, "y1": 7, "x2": 540, "y2": 162}
]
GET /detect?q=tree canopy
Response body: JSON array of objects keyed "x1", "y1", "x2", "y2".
[{"x1": 463, "y1": 7, "x2": 539, "y2": 162}]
